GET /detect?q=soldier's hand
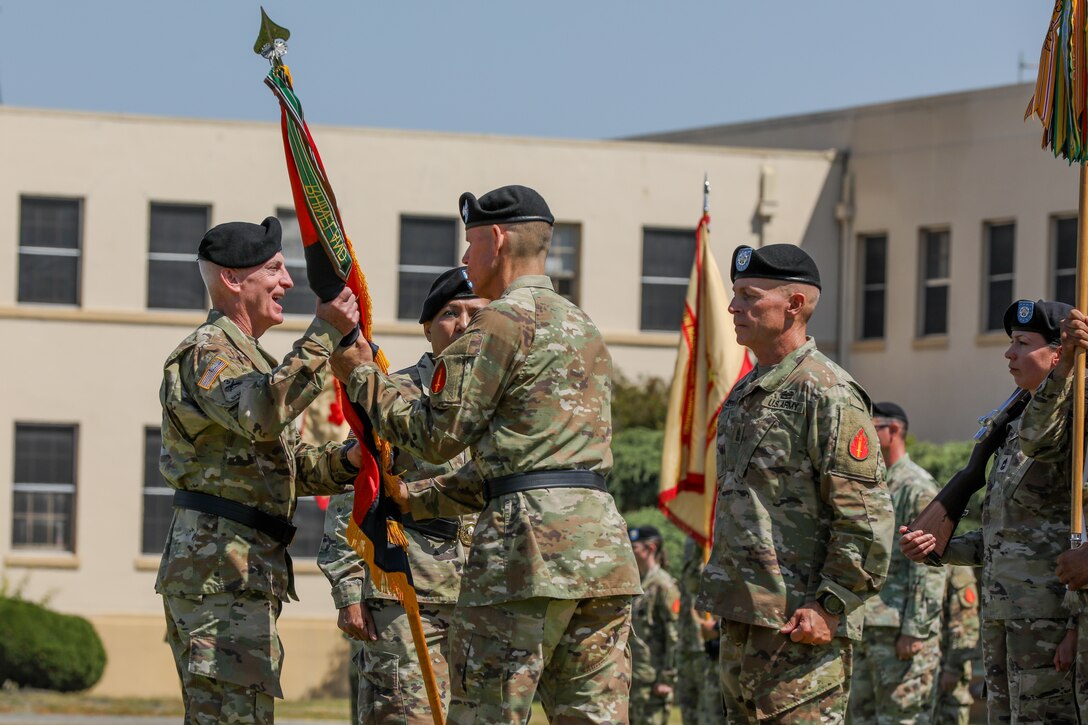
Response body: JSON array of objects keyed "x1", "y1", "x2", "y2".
[
  {"x1": 1054, "y1": 628, "x2": 1077, "y2": 672},
  {"x1": 1056, "y1": 542, "x2": 1088, "y2": 589},
  {"x1": 337, "y1": 602, "x2": 377, "y2": 642},
  {"x1": 651, "y1": 683, "x2": 673, "y2": 697},
  {"x1": 388, "y1": 479, "x2": 410, "y2": 514},
  {"x1": 895, "y1": 634, "x2": 924, "y2": 660},
  {"x1": 316, "y1": 288, "x2": 361, "y2": 336},
  {"x1": 1056, "y1": 309, "x2": 1088, "y2": 379},
  {"x1": 780, "y1": 603, "x2": 837, "y2": 646},
  {"x1": 331, "y1": 338, "x2": 374, "y2": 382},
  {"x1": 898, "y1": 526, "x2": 937, "y2": 563}
]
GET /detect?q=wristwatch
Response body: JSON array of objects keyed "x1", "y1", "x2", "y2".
[{"x1": 816, "y1": 591, "x2": 845, "y2": 616}]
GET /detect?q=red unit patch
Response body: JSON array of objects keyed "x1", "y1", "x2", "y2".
[
  {"x1": 431, "y1": 360, "x2": 448, "y2": 394},
  {"x1": 848, "y1": 428, "x2": 870, "y2": 461}
]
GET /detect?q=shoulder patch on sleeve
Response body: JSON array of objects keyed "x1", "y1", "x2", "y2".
[
  {"x1": 431, "y1": 360, "x2": 448, "y2": 394},
  {"x1": 962, "y1": 586, "x2": 977, "y2": 606},
  {"x1": 828, "y1": 397, "x2": 880, "y2": 481},
  {"x1": 197, "y1": 356, "x2": 231, "y2": 390}
]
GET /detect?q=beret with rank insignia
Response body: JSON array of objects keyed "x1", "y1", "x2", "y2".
[
  {"x1": 628, "y1": 525, "x2": 662, "y2": 542},
  {"x1": 419, "y1": 266, "x2": 478, "y2": 323},
  {"x1": 198, "y1": 216, "x2": 282, "y2": 269},
  {"x1": 730, "y1": 243, "x2": 821, "y2": 290},
  {"x1": 459, "y1": 185, "x2": 554, "y2": 229},
  {"x1": 1003, "y1": 298, "x2": 1072, "y2": 345}
]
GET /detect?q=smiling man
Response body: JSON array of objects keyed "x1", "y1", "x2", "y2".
[
  {"x1": 156, "y1": 216, "x2": 363, "y2": 725},
  {"x1": 698, "y1": 243, "x2": 893, "y2": 724}
]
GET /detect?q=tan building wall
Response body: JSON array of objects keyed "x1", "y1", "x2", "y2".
[{"x1": 0, "y1": 106, "x2": 835, "y2": 698}]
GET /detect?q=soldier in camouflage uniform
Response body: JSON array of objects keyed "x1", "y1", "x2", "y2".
[
  {"x1": 156, "y1": 217, "x2": 362, "y2": 724},
  {"x1": 698, "y1": 244, "x2": 894, "y2": 724},
  {"x1": 933, "y1": 565, "x2": 980, "y2": 725},
  {"x1": 677, "y1": 537, "x2": 728, "y2": 725},
  {"x1": 902, "y1": 298, "x2": 1077, "y2": 724},
  {"x1": 848, "y1": 401, "x2": 946, "y2": 724},
  {"x1": 628, "y1": 526, "x2": 682, "y2": 725},
  {"x1": 331, "y1": 185, "x2": 642, "y2": 724},
  {"x1": 318, "y1": 267, "x2": 485, "y2": 724}
]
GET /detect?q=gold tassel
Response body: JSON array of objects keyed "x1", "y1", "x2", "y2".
[{"x1": 387, "y1": 519, "x2": 409, "y2": 549}]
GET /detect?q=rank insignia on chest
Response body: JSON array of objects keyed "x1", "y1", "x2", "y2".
[
  {"x1": 198, "y1": 356, "x2": 230, "y2": 390},
  {"x1": 431, "y1": 360, "x2": 448, "y2": 394},
  {"x1": 848, "y1": 428, "x2": 870, "y2": 460}
]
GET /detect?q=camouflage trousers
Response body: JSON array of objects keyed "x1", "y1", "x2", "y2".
[
  {"x1": 677, "y1": 649, "x2": 728, "y2": 725},
  {"x1": 162, "y1": 591, "x2": 283, "y2": 725},
  {"x1": 630, "y1": 682, "x2": 672, "y2": 725},
  {"x1": 447, "y1": 595, "x2": 633, "y2": 724},
  {"x1": 719, "y1": 620, "x2": 851, "y2": 724},
  {"x1": 982, "y1": 617, "x2": 1076, "y2": 724},
  {"x1": 931, "y1": 662, "x2": 972, "y2": 725},
  {"x1": 847, "y1": 626, "x2": 939, "y2": 724},
  {"x1": 349, "y1": 599, "x2": 454, "y2": 724}
]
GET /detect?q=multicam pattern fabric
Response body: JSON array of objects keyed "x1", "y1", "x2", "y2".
[
  {"x1": 344, "y1": 275, "x2": 640, "y2": 607},
  {"x1": 156, "y1": 311, "x2": 355, "y2": 602},
  {"x1": 319, "y1": 354, "x2": 476, "y2": 605},
  {"x1": 934, "y1": 565, "x2": 981, "y2": 725},
  {"x1": 981, "y1": 618, "x2": 1076, "y2": 724},
  {"x1": 676, "y1": 538, "x2": 728, "y2": 725},
  {"x1": 697, "y1": 337, "x2": 893, "y2": 642},
  {"x1": 630, "y1": 565, "x2": 681, "y2": 724},
  {"x1": 849, "y1": 627, "x2": 939, "y2": 723}
]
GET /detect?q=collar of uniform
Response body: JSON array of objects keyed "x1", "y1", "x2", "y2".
[
  {"x1": 206, "y1": 309, "x2": 275, "y2": 373},
  {"x1": 502, "y1": 274, "x2": 554, "y2": 296},
  {"x1": 886, "y1": 452, "x2": 912, "y2": 478},
  {"x1": 754, "y1": 337, "x2": 816, "y2": 392}
]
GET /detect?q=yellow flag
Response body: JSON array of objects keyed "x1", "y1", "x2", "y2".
[{"x1": 658, "y1": 213, "x2": 752, "y2": 545}]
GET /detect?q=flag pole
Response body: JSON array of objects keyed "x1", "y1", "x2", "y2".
[
  {"x1": 1073, "y1": 162, "x2": 1087, "y2": 549},
  {"x1": 701, "y1": 173, "x2": 714, "y2": 562}
]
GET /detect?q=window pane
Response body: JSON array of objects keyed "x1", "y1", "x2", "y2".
[
  {"x1": 14, "y1": 425, "x2": 75, "y2": 484},
  {"x1": 18, "y1": 254, "x2": 78, "y2": 304},
  {"x1": 642, "y1": 228, "x2": 696, "y2": 278},
  {"x1": 861, "y1": 289, "x2": 885, "y2": 339},
  {"x1": 277, "y1": 210, "x2": 315, "y2": 316},
  {"x1": 1057, "y1": 217, "x2": 1078, "y2": 270},
  {"x1": 143, "y1": 428, "x2": 167, "y2": 489},
  {"x1": 1057, "y1": 273, "x2": 1076, "y2": 307},
  {"x1": 640, "y1": 283, "x2": 688, "y2": 332},
  {"x1": 923, "y1": 285, "x2": 949, "y2": 335},
  {"x1": 148, "y1": 259, "x2": 206, "y2": 310},
  {"x1": 400, "y1": 218, "x2": 458, "y2": 268},
  {"x1": 924, "y1": 231, "x2": 950, "y2": 279},
  {"x1": 149, "y1": 204, "x2": 208, "y2": 254},
  {"x1": 546, "y1": 223, "x2": 580, "y2": 304},
  {"x1": 987, "y1": 223, "x2": 1015, "y2": 276},
  {"x1": 12, "y1": 491, "x2": 73, "y2": 550},
  {"x1": 399, "y1": 271, "x2": 440, "y2": 322},
  {"x1": 20, "y1": 198, "x2": 80, "y2": 249},
  {"x1": 987, "y1": 279, "x2": 1014, "y2": 331},
  {"x1": 289, "y1": 498, "x2": 327, "y2": 559},
  {"x1": 862, "y1": 236, "x2": 886, "y2": 285}
]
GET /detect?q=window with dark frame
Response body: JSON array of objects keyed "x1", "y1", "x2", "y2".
[
  {"x1": 640, "y1": 227, "x2": 696, "y2": 332},
  {"x1": 858, "y1": 234, "x2": 887, "y2": 340},
  {"x1": 546, "y1": 223, "x2": 581, "y2": 305},
  {"x1": 141, "y1": 427, "x2": 173, "y2": 555},
  {"x1": 147, "y1": 203, "x2": 210, "y2": 310},
  {"x1": 919, "y1": 228, "x2": 951, "y2": 337},
  {"x1": 1054, "y1": 216, "x2": 1077, "y2": 306},
  {"x1": 12, "y1": 423, "x2": 77, "y2": 551},
  {"x1": 983, "y1": 222, "x2": 1016, "y2": 332},
  {"x1": 397, "y1": 216, "x2": 459, "y2": 321},
  {"x1": 18, "y1": 196, "x2": 82, "y2": 305},
  {"x1": 277, "y1": 209, "x2": 316, "y2": 316}
]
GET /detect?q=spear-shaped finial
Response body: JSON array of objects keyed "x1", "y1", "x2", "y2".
[
  {"x1": 254, "y1": 7, "x2": 291, "y2": 65},
  {"x1": 703, "y1": 173, "x2": 710, "y2": 214}
]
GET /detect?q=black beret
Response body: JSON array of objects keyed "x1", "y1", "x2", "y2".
[
  {"x1": 418, "y1": 266, "x2": 478, "y2": 324},
  {"x1": 628, "y1": 525, "x2": 662, "y2": 542},
  {"x1": 730, "y1": 244, "x2": 821, "y2": 290},
  {"x1": 197, "y1": 216, "x2": 282, "y2": 268},
  {"x1": 1003, "y1": 299, "x2": 1073, "y2": 345},
  {"x1": 459, "y1": 185, "x2": 554, "y2": 229},
  {"x1": 872, "y1": 401, "x2": 909, "y2": 428}
]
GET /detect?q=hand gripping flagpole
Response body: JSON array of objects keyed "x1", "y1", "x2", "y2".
[
  {"x1": 1027, "y1": 0, "x2": 1086, "y2": 550},
  {"x1": 253, "y1": 10, "x2": 445, "y2": 722}
]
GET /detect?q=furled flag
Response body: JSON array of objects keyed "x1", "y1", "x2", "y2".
[
  {"x1": 253, "y1": 10, "x2": 444, "y2": 723},
  {"x1": 658, "y1": 180, "x2": 753, "y2": 546}
]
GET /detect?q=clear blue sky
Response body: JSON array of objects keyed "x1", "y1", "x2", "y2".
[{"x1": 0, "y1": 1, "x2": 1049, "y2": 139}]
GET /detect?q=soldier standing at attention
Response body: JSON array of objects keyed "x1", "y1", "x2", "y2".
[
  {"x1": 676, "y1": 537, "x2": 728, "y2": 725},
  {"x1": 933, "y1": 566, "x2": 980, "y2": 725},
  {"x1": 156, "y1": 217, "x2": 363, "y2": 724},
  {"x1": 698, "y1": 244, "x2": 894, "y2": 724},
  {"x1": 847, "y1": 402, "x2": 946, "y2": 723},
  {"x1": 317, "y1": 267, "x2": 486, "y2": 724},
  {"x1": 628, "y1": 526, "x2": 682, "y2": 725},
  {"x1": 330, "y1": 185, "x2": 642, "y2": 724},
  {"x1": 902, "y1": 298, "x2": 1077, "y2": 723}
]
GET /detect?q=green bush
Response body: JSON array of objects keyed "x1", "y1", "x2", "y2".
[
  {"x1": 0, "y1": 597, "x2": 106, "y2": 691},
  {"x1": 612, "y1": 371, "x2": 669, "y2": 432},
  {"x1": 609, "y1": 427, "x2": 665, "y2": 512},
  {"x1": 623, "y1": 506, "x2": 687, "y2": 576},
  {"x1": 906, "y1": 437, "x2": 985, "y2": 532}
]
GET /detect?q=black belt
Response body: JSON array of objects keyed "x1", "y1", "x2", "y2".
[
  {"x1": 173, "y1": 490, "x2": 297, "y2": 546},
  {"x1": 401, "y1": 516, "x2": 460, "y2": 541},
  {"x1": 484, "y1": 470, "x2": 607, "y2": 500}
]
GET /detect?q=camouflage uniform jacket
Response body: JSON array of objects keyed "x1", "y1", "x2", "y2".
[
  {"x1": 156, "y1": 311, "x2": 355, "y2": 601},
  {"x1": 318, "y1": 354, "x2": 476, "y2": 606},
  {"x1": 631, "y1": 564, "x2": 682, "y2": 687},
  {"x1": 697, "y1": 338, "x2": 893, "y2": 641},
  {"x1": 940, "y1": 565, "x2": 980, "y2": 679},
  {"x1": 677, "y1": 537, "x2": 707, "y2": 655},
  {"x1": 861, "y1": 454, "x2": 947, "y2": 638},
  {"x1": 344, "y1": 275, "x2": 641, "y2": 607},
  {"x1": 943, "y1": 380, "x2": 1069, "y2": 619}
]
